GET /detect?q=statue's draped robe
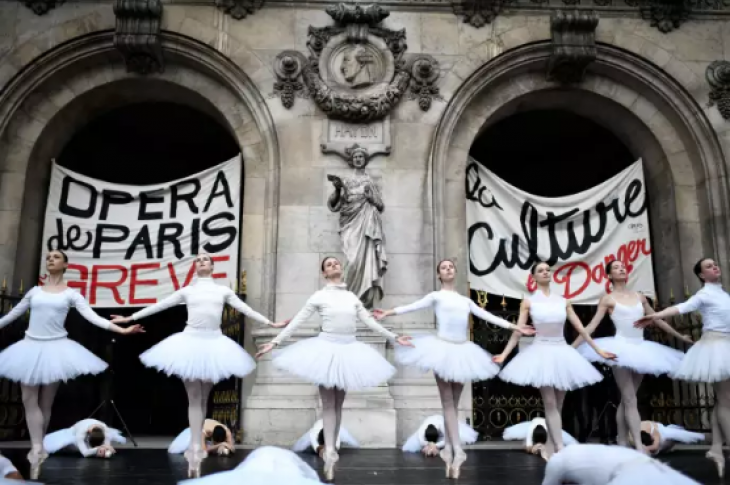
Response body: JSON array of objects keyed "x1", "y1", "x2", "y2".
[{"x1": 328, "y1": 173, "x2": 386, "y2": 308}]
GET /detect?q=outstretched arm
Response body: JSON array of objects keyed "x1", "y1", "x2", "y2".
[
  {"x1": 131, "y1": 290, "x2": 185, "y2": 321},
  {"x1": 74, "y1": 428, "x2": 99, "y2": 458},
  {"x1": 0, "y1": 289, "x2": 34, "y2": 330},
  {"x1": 494, "y1": 299, "x2": 530, "y2": 363},
  {"x1": 271, "y1": 296, "x2": 318, "y2": 345},
  {"x1": 468, "y1": 300, "x2": 522, "y2": 331},
  {"x1": 639, "y1": 295, "x2": 692, "y2": 342},
  {"x1": 572, "y1": 295, "x2": 610, "y2": 348},
  {"x1": 567, "y1": 302, "x2": 615, "y2": 359},
  {"x1": 225, "y1": 290, "x2": 272, "y2": 326},
  {"x1": 356, "y1": 301, "x2": 398, "y2": 340}
]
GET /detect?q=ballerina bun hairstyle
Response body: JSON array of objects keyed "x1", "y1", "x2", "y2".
[
  {"x1": 530, "y1": 261, "x2": 549, "y2": 275},
  {"x1": 87, "y1": 427, "x2": 105, "y2": 448},
  {"x1": 640, "y1": 431, "x2": 653, "y2": 447},
  {"x1": 424, "y1": 424, "x2": 439, "y2": 444},
  {"x1": 532, "y1": 425, "x2": 548, "y2": 445},
  {"x1": 693, "y1": 257, "x2": 712, "y2": 285},
  {"x1": 50, "y1": 249, "x2": 69, "y2": 273}
]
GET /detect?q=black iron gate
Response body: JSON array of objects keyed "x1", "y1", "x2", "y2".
[{"x1": 0, "y1": 284, "x2": 27, "y2": 441}]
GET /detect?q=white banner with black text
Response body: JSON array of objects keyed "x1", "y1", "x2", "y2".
[
  {"x1": 39, "y1": 155, "x2": 242, "y2": 307},
  {"x1": 466, "y1": 158, "x2": 655, "y2": 305}
]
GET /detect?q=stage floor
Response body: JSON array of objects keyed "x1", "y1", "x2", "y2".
[{"x1": 0, "y1": 448, "x2": 718, "y2": 485}]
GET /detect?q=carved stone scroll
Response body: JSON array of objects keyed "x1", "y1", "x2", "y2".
[
  {"x1": 452, "y1": 0, "x2": 510, "y2": 27},
  {"x1": 113, "y1": 0, "x2": 164, "y2": 75},
  {"x1": 707, "y1": 61, "x2": 730, "y2": 120},
  {"x1": 22, "y1": 0, "x2": 64, "y2": 15},
  {"x1": 547, "y1": 10, "x2": 598, "y2": 84},
  {"x1": 215, "y1": 0, "x2": 265, "y2": 20}
]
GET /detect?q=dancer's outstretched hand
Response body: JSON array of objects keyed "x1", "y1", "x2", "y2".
[
  {"x1": 110, "y1": 315, "x2": 132, "y2": 324},
  {"x1": 680, "y1": 334, "x2": 693, "y2": 344},
  {"x1": 396, "y1": 335, "x2": 414, "y2": 347},
  {"x1": 271, "y1": 319, "x2": 291, "y2": 328},
  {"x1": 492, "y1": 354, "x2": 507, "y2": 364},
  {"x1": 255, "y1": 342, "x2": 275, "y2": 359},
  {"x1": 634, "y1": 315, "x2": 656, "y2": 328},
  {"x1": 372, "y1": 309, "x2": 388, "y2": 320},
  {"x1": 517, "y1": 325, "x2": 536, "y2": 336},
  {"x1": 120, "y1": 324, "x2": 145, "y2": 335},
  {"x1": 598, "y1": 350, "x2": 617, "y2": 360}
]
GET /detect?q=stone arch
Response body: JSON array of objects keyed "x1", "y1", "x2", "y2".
[
  {"x1": 431, "y1": 41, "x2": 730, "y2": 302},
  {"x1": 0, "y1": 30, "x2": 279, "y2": 315}
]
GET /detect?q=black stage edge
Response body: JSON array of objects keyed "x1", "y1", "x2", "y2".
[{"x1": 0, "y1": 448, "x2": 719, "y2": 485}]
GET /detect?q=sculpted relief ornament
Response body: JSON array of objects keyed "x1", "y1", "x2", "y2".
[
  {"x1": 327, "y1": 146, "x2": 386, "y2": 308},
  {"x1": 272, "y1": 3, "x2": 441, "y2": 121}
]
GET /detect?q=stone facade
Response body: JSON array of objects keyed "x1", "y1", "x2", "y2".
[{"x1": 1, "y1": 0, "x2": 730, "y2": 446}]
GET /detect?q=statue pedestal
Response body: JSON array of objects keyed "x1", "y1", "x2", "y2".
[{"x1": 242, "y1": 328, "x2": 397, "y2": 447}]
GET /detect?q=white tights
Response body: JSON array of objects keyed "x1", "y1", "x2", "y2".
[
  {"x1": 435, "y1": 376, "x2": 464, "y2": 459},
  {"x1": 539, "y1": 386, "x2": 566, "y2": 458},
  {"x1": 318, "y1": 386, "x2": 346, "y2": 455},
  {"x1": 21, "y1": 383, "x2": 60, "y2": 454},
  {"x1": 183, "y1": 380, "x2": 214, "y2": 459},
  {"x1": 709, "y1": 380, "x2": 730, "y2": 462},
  {"x1": 613, "y1": 368, "x2": 643, "y2": 450}
]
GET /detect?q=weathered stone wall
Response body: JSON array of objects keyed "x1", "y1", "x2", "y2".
[{"x1": 1, "y1": 1, "x2": 729, "y2": 446}]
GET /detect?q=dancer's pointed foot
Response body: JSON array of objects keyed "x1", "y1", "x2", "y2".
[
  {"x1": 440, "y1": 445, "x2": 453, "y2": 478},
  {"x1": 27, "y1": 448, "x2": 48, "y2": 480},
  {"x1": 323, "y1": 449, "x2": 339, "y2": 481},
  {"x1": 450, "y1": 449, "x2": 467, "y2": 479},
  {"x1": 184, "y1": 448, "x2": 207, "y2": 478},
  {"x1": 706, "y1": 450, "x2": 725, "y2": 478}
]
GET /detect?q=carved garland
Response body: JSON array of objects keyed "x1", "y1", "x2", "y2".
[{"x1": 707, "y1": 60, "x2": 730, "y2": 120}]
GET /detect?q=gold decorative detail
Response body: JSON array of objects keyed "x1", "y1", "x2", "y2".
[
  {"x1": 684, "y1": 284, "x2": 690, "y2": 298},
  {"x1": 241, "y1": 271, "x2": 247, "y2": 294},
  {"x1": 19, "y1": 280, "x2": 23, "y2": 295},
  {"x1": 1, "y1": 276, "x2": 6, "y2": 293},
  {"x1": 476, "y1": 290, "x2": 488, "y2": 308},
  {"x1": 501, "y1": 294, "x2": 507, "y2": 310}
]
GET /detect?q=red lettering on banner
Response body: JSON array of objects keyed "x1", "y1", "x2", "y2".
[
  {"x1": 67, "y1": 264, "x2": 89, "y2": 298},
  {"x1": 521, "y1": 238, "x2": 653, "y2": 299},
  {"x1": 129, "y1": 263, "x2": 159, "y2": 305},
  {"x1": 168, "y1": 262, "x2": 196, "y2": 290},
  {"x1": 90, "y1": 265, "x2": 128, "y2": 305},
  {"x1": 211, "y1": 255, "x2": 230, "y2": 280}
]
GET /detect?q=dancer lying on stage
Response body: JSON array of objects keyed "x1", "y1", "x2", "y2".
[
  {"x1": 0, "y1": 250, "x2": 143, "y2": 479},
  {"x1": 292, "y1": 419, "x2": 359, "y2": 457},
  {"x1": 495, "y1": 261, "x2": 616, "y2": 460},
  {"x1": 179, "y1": 446, "x2": 323, "y2": 485},
  {"x1": 169, "y1": 420, "x2": 235, "y2": 456},
  {"x1": 502, "y1": 417, "x2": 578, "y2": 460},
  {"x1": 43, "y1": 418, "x2": 125, "y2": 458},
  {"x1": 636, "y1": 257, "x2": 730, "y2": 478},
  {"x1": 401, "y1": 414, "x2": 478, "y2": 457},
  {"x1": 575, "y1": 260, "x2": 688, "y2": 453},
  {"x1": 0, "y1": 454, "x2": 23, "y2": 479},
  {"x1": 112, "y1": 253, "x2": 287, "y2": 478},
  {"x1": 633, "y1": 421, "x2": 705, "y2": 455},
  {"x1": 542, "y1": 443, "x2": 700, "y2": 485},
  {"x1": 256, "y1": 256, "x2": 413, "y2": 480},
  {"x1": 374, "y1": 259, "x2": 533, "y2": 477}
]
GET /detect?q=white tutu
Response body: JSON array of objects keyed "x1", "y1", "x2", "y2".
[
  {"x1": 499, "y1": 338, "x2": 602, "y2": 391},
  {"x1": 577, "y1": 337, "x2": 684, "y2": 376},
  {"x1": 272, "y1": 333, "x2": 395, "y2": 391},
  {"x1": 179, "y1": 446, "x2": 323, "y2": 485},
  {"x1": 608, "y1": 459, "x2": 700, "y2": 485},
  {"x1": 501, "y1": 421, "x2": 578, "y2": 446},
  {"x1": 672, "y1": 331, "x2": 730, "y2": 383},
  {"x1": 658, "y1": 424, "x2": 705, "y2": 444},
  {"x1": 44, "y1": 425, "x2": 126, "y2": 453},
  {"x1": 168, "y1": 428, "x2": 193, "y2": 454},
  {"x1": 140, "y1": 327, "x2": 255, "y2": 384},
  {"x1": 402, "y1": 417, "x2": 478, "y2": 453},
  {"x1": 0, "y1": 337, "x2": 107, "y2": 385},
  {"x1": 394, "y1": 335, "x2": 499, "y2": 383}
]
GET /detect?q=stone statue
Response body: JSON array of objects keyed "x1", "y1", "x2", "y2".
[
  {"x1": 327, "y1": 146, "x2": 386, "y2": 308},
  {"x1": 340, "y1": 45, "x2": 375, "y2": 88}
]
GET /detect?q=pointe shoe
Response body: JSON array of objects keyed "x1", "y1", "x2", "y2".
[
  {"x1": 185, "y1": 448, "x2": 207, "y2": 478},
  {"x1": 450, "y1": 450, "x2": 467, "y2": 480},
  {"x1": 440, "y1": 446, "x2": 453, "y2": 478},
  {"x1": 323, "y1": 449, "x2": 339, "y2": 481},
  {"x1": 706, "y1": 450, "x2": 725, "y2": 478},
  {"x1": 27, "y1": 449, "x2": 48, "y2": 480}
]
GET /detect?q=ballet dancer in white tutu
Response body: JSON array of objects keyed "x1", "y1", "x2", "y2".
[
  {"x1": 0, "y1": 250, "x2": 143, "y2": 478},
  {"x1": 542, "y1": 443, "x2": 700, "y2": 485},
  {"x1": 43, "y1": 418, "x2": 125, "y2": 458},
  {"x1": 168, "y1": 419, "x2": 235, "y2": 456},
  {"x1": 292, "y1": 418, "x2": 359, "y2": 457},
  {"x1": 635, "y1": 257, "x2": 730, "y2": 476},
  {"x1": 111, "y1": 253, "x2": 287, "y2": 477},
  {"x1": 255, "y1": 256, "x2": 413, "y2": 480},
  {"x1": 502, "y1": 417, "x2": 578, "y2": 461},
  {"x1": 373, "y1": 259, "x2": 534, "y2": 477},
  {"x1": 493, "y1": 261, "x2": 616, "y2": 459},
  {"x1": 634, "y1": 421, "x2": 705, "y2": 455},
  {"x1": 573, "y1": 260, "x2": 689, "y2": 452},
  {"x1": 179, "y1": 446, "x2": 323, "y2": 485},
  {"x1": 401, "y1": 414, "x2": 478, "y2": 458}
]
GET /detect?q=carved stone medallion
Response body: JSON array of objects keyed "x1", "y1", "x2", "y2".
[
  {"x1": 707, "y1": 60, "x2": 730, "y2": 120},
  {"x1": 272, "y1": 3, "x2": 441, "y2": 122}
]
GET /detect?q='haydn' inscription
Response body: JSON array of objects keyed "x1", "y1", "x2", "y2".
[
  {"x1": 330, "y1": 122, "x2": 383, "y2": 142},
  {"x1": 321, "y1": 118, "x2": 391, "y2": 160}
]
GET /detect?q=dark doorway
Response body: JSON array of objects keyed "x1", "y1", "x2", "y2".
[
  {"x1": 468, "y1": 109, "x2": 637, "y2": 441},
  {"x1": 48, "y1": 102, "x2": 239, "y2": 437}
]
